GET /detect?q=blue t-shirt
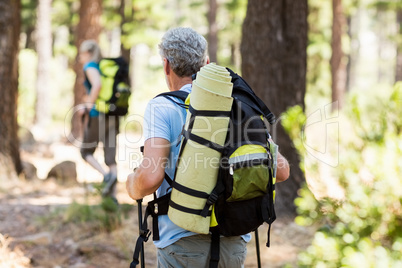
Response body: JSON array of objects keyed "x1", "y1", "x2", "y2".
[
  {"x1": 83, "y1": 61, "x2": 100, "y2": 117},
  {"x1": 142, "y1": 84, "x2": 251, "y2": 249}
]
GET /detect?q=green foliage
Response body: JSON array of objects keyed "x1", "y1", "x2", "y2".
[
  {"x1": 18, "y1": 48, "x2": 75, "y2": 127},
  {"x1": 64, "y1": 198, "x2": 134, "y2": 233},
  {"x1": 52, "y1": 0, "x2": 78, "y2": 28},
  {"x1": 21, "y1": 0, "x2": 38, "y2": 40},
  {"x1": 52, "y1": 0, "x2": 78, "y2": 62},
  {"x1": 369, "y1": 0, "x2": 402, "y2": 11},
  {"x1": 305, "y1": 0, "x2": 332, "y2": 111},
  {"x1": 218, "y1": 0, "x2": 247, "y2": 68},
  {"x1": 64, "y1": 201, "x2": 96, "y2": 223},
  {"x1": 285, "y1": 83, "x2": 402, "y2": 267},
  {"x1": 118, "y1": 0, "x2": 174, "y2": 49},
  {"x1": 62, "y1": 182, "x2": 135, "y2": 232},
  {"x1": 18, "y1": 49, "x2": 38, "y2": 125},
  {"x1": 281, "y1": 106, "x2": 307, "y2": 154}
]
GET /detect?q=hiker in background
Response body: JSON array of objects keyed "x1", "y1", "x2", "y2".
[
  {"x1": 78, "y1": 40, "x2": 119, "y2": 202},
  {"x1": 126, "y1": 27, "x2": 290, "y2": 267}
]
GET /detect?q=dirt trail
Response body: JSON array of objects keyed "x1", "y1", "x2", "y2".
[
  {"x1": 0, "y1": 180, "x2": 315, "y2": 268},
  {"x1": 1, "y1": 138, "x2": 315, "y2": 267}
]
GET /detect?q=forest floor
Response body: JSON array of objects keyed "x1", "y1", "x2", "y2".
[{"x1": 0, "y1": 133, "x2": 317, "y2": 268}]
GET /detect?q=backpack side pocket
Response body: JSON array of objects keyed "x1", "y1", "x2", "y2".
[{"x1": 226, "y1": 144, "x2": 271, "y2": 202}]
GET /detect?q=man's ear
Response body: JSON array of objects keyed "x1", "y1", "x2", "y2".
[{"x1": 163, "y1": 58, "x2": 170, "y2": 75}]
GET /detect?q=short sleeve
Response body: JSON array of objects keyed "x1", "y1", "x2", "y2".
[
  {"x1": 143, "y1": 98, "x2": 171, "y2": 141},
  {"x1": 83, "y1": 61, "x2": 99, "y2": 71},
  {"x1": 143, "y1": 96, "x2": 188, "y2": 143}
]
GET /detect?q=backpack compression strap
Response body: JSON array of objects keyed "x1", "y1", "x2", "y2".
[
  {"x1": 261, "y1": 167, "x2": 276, "y2": 247},
  {"x1": 157, "y1": 89, "x2": 230, "y2": 153},
  {"x1": 209, "y1": 229, "x2": 221, "y2": 268}
]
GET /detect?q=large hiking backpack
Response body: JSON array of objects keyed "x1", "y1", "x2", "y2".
[
  {"x1": 130, "y1": 68, "x2": 278, "y2": 268},
  {"x1": 96, "y1": 57, "x2": 131, "y2": 116}
]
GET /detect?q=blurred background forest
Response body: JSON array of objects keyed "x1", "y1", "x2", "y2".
[{"x1": 0, "y1": 0, "x2": 401, "y2": 267}]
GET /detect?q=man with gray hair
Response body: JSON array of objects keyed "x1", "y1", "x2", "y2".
[{"x1": 126, "y1": 27, "x2": 249, "y2": 267}]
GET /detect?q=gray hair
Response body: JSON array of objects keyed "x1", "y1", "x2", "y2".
[
  {"x1": 159, "y1": 27, "x2": 208, "y2": 77},
  {"x1": 80, "y1": 39, "x2": 102, "y2": 63}
]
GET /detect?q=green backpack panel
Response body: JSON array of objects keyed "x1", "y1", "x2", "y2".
[{"x1": 96, "y1": 57, "x2": 131, "y2": 116}]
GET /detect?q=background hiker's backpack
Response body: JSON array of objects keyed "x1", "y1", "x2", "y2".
[
  {"x1": 131, "y1": 68, "x2": 278, "y2": 268},
  {"x1": 96, "y1": 57, "x2": 131, "y2": 116}
]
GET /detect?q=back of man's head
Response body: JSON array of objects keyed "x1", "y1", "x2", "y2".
[{"x1": 159, "y1": 27, "x2": 208, "y2": 77}]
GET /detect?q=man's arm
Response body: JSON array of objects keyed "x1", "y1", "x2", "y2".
[
  {"x1": 126, "y1": 138, "x2": 170, "y2": 200},
  {"x1": 85, "y1": 67, "x2": 102, "y2": 105},
  {"x1": 276, "y1": 151, "x2": 290, "y2": 182}
]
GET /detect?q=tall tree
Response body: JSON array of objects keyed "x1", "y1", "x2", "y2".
[
  {"x1": 331, "y1": 0, "x2": 347, "y2": 110},
  {"x1": 217, "y1": 0, "x2": 247, "y2": 69},
  {"x1": 241, "y1": 0, "x2": 308, "y2": 216},
  {"x1": 21, "y1": 0, "x2": 38, "y2": 49},
  {"x1": 371, "y1": 0, "x2": 402, "y2": 83},
  {"x1": 119, "y1": 0, "x2": 133, "y2": 62},
  {"x1": 0, "y1": 0, "x2": 22, "y2": 179},
  {"x1": 70, "y1": 0, "x2": 102, "y2": 141},
  {"x1": 34, "y1": 0, "x2": 53, "y2": 128},
  {"x1": 207, "y1": 0, "x2": 218, "y2": 63}
]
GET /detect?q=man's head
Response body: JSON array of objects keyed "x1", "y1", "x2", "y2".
[{"x1": 159, "y1": 27, "x2": 208, "y2": 78}]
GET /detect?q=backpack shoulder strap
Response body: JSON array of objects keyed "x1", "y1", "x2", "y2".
[
  {"x1": 156, "y1": 91, "x2": 189, "y2": 102},
  {"x1": 155, "y1": 91, "x2": 189, "y2": 109}
]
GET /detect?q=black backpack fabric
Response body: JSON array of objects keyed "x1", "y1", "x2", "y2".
[
  {"x1": 207, "y1": 68, "x2": 276, "y2": 238},
  {"x1": 130, "y1": 68, "x2": 277, "y2": 268},
  {"x1": 96, "y1": 57, "x2": 131, "y2": 116}
]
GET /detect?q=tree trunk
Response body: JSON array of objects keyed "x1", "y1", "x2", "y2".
[
  {"x1": 34, "y1": 0, "x2": 53, "y2": 128},
  {"x1": 241, "y1": 0, "x2": 308, "y2": 216},
  {"x1": 396, "y1": 9, "x2": 402, "y2": 82},
  {"x1": 21, "y1": 0, "x2": 38, "y2": 50},
  {"x1": 207, "y1": 0, "x2": 218, "y2": 63},
  {"x1": 330, "y1": 0, "x2": 347, "y2": 111},
  {"x1": 25, "y1": 26, "x2": 36, "y2": 50},
  {"x1": 346, "y1": 7, "x2": 361, "y2": 92},
  {"x1": 0, "y1": 0, "x2": 22, "y2": 178},
  {"x1": 119, "y1": 0, "x2": 132, "y2": 62},
  {"x1": 70, "y1": 0, "x2": 102, "y2": 142}
]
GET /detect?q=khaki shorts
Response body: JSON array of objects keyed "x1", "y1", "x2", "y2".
[
  {"x1": 80, "y1": 114, "x2": 119, "y2": 166},
  {"x1": 157, "y1": 234, "x2": 247, "y2": 268}
]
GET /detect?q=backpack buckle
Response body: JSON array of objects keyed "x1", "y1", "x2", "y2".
[
  {"x1": 200, "y1": 192, "x2": 219, "y2": 218},
  {"x1": 206, "y1": 192, "x2": 218, "y2": 206},
  {"x1": 140, "y1": 229, "x2": 151, "y2": 242}
]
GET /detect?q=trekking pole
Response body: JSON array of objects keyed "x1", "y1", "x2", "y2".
[
  {"x1": 138, "y1": 147, "x2": 145, "y2": 268},
  {"x1": 255, "y1": 228, "x2": 261, "y2": 268},
  {"x1": 137, "y1": 199, "x2": 145, "y2": 268}
]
